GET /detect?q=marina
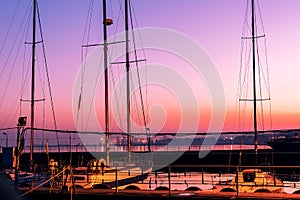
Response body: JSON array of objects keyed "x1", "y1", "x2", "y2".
[
  {"x1": 4, "y1": 164, "x2": 300, "y2": 199},
  {"x1": 1, "y1": 0, "x2": 300, "y2": 199}
]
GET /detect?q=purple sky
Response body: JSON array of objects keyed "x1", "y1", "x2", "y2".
[{"x1": 1, "y1": 0, "x2": 300, "y2": 138}]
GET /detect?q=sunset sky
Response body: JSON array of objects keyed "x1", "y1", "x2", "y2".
[{"x1": 1, "y1": 0, "x2": 300, "y2": 138}]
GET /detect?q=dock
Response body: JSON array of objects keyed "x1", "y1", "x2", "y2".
[{"x1": 18, "y1": 187, "x2": 300, "y2": 200}]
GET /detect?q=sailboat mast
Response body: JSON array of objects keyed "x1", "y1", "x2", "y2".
[
  {"x1": 103, "y1": 0, "x2": 110, "y2": 165},
  {"x1": 251, "y1": 0, "x2": 258, "y2": 166},
  {"x1": 30, "y1": 0, "x2": 37, "y2": 166},
  {"x1": 125, "y1": 0, "x2": 131, "y2": 155}
]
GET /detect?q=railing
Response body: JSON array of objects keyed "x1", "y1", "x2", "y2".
[
  {"x1": 9, "y1": 164, "x2": 300, "y2": 197},
  {"x1": 0, "y1": 144, "x2": 271, "y2": 154}
]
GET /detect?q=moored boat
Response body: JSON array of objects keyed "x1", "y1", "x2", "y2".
[{"x1": 63, "y1": 158, "x2": 151, "y2": 190}]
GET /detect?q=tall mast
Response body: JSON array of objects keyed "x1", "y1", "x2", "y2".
[
  {"x1": 30, "y1": 0, "x2": 37, "y2": 167},
  {"x1": 103, "y1": 0, "x2": 110, "y2": 165},
  {"x1": 125, "y1": 0, "x2": 131, "y2": 156},
  {"x1": 251, "y1": 0, "x2": 258, "y2": 166}
]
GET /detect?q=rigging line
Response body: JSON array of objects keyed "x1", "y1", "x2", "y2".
[
  {"x1": 254, "y1": 8, "x2": 267, "y2": 132},
  {"x1": 108, "y1": 37, "x2": 127, "y2": 132},
  {"x1": 0, "y1": 2, "x2": 31, "y2": 86},
  {"x1": 129, "y1": 0, "x2": 149, "y2": 126},
  {"x1": 42, "y1": 54, "x2": 45, "y2": 145},
  {"x1": 37, "y1": 3, "x2": 60, "y2": 155},
  {"x1": 2, "y1": 97, "x2": 19, "y2": 128},
  {"x1": 240, "y1": 32, "x2": 251, "y2": 98},
  {"x1": 0, "y1": 7, "x2": 31, "y2": 112},
  {"x1": 0, "y1": 1, "x2": 31, "y2": 79},
  {"x1": 245, "y1": 43, "x2": 252, "y2": 98},
  {"x1": 109, "y1": 0, "x2": 122, "y2": 70},
  {"x1": 129, "y1": 0, "x2": 147, "y2": 133},
  {"x1": 242, "y1": 0, "x2": 251, "y2": 37},
  {"x1": 115, "y1": 0, "x2": 125, "y2": 34},
  {"x1": 238, "y1": 28, "x2": 252, "y2": 131},
  {"x1": 241, "y1": 46, "x2": 251, "y2": 102},
  {"x1": 249, "y1": 111, "x2": 253, "y2": 132},
  {"x1": 110, "y1": 0, "x2": 123, "y2": 63},
  {"x1": 42, "y1": 99, "x2": 45, "y2": 147},
  {"x1": 256, "y1": 0, "x2": 266, "y2": 35},
  {"x1": 130, "y1": 74, "x2": 143, "y2": 133},
  {"x1": 256, "y1": 38, "x2": 271, "y2": 97},
  {"x1": 110, "y1": 0, "x2": 124, "y2": 103},
  {"x1": 256, "y1": 0, "x2": 271, "y2": 97},
  {"x1": 260, "y1": 46, "x2": 271, "y2": 96},
  {"x1": 256, "y1": 47, "x2": 265, "y2": 131},
  {"x1": 130, "y1": 1, "x2": 147, "y2": 60},
  {"x1": 35, "y1": 57, "x2": 46, "y2": 97},
  {"x1": 109, "y1": 62, "x2": 124, "y2": 131},
  {"x1": 109, "y1": 0, "x2": 114, "y2": 22},
  {"x1": 109, "y1": 69, "x2": 125, "y2": 132},
  {"x1": 241, "y1": 47, "x2": 251, "y2": 134},
  {"x1": 0, "y1": 0, "x2": 21, "y2": 58},
  {"x1": 110, "y1": 0, "x2": 124, "y2": 60},
  {"x1": 35, "y1": 55, "x2": 46, "y2": 145},
  {"x1": 264, "y1": 39, "x2": 271, "y2": 97},
  {"x1": 81, "y1": 0, "x2": 95, "y2": 46},
  {"x1": 20, "y1": 9, "x2": 32, "y2": 121},
  {"x1": 5, "y1": 79, "x2": 28, "y2": 128},
  {"x1": 241, "y1": 55, "x2": 251, "y2": 133},
  {"x1": 20, "y1": 58, "x2": 32, "y2": 104},
  {"x1": 77, "y1": 0, "x2": 94, "y2": 129},
  {"x1": 233, "y1": 37, "x2": 245, "y2": 131},
  {"x1": 108, "y1": 54, "x2": 126, "y2": 131},
  {"x1": 268, "y1": 97, "x2": 273, "y2": 130},
  {"x1": 21, "y1": 18, "x2": 32, "y2": 105},
  {"x1": 129, "y1": 2, "x2": 143, "y2": 133},
  {"x1": 84, "y1": 52, "x2": 104, "y2": 131},
  {"x1": 257, "y1": 2, "x2": 271, "y2": 98}
]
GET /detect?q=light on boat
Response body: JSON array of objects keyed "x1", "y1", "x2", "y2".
[{"x1": 105, "y1": 18, "x2": 113, "y2": 26}]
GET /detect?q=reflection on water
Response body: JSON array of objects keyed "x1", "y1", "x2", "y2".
[{"x1": 117, "y1": 171, "x2": 235, "y2": 191}]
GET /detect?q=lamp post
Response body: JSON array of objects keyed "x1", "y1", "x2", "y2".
[{"x1": 2, "y1": 132, "x2": 8, "y2": 148}]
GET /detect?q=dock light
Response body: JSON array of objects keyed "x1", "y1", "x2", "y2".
[{"x1": 18, "y1": 116, "x2": 27, "y2": 127}]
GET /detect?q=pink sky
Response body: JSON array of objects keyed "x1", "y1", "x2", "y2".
[{"x1": 1, "y1": 0, "x2": 300, "y2": 137}]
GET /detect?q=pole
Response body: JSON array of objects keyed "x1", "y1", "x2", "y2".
[
  {"x1": 30, "y1": 0, "x2": 37, "y2": 170},
  {"x1": 103, "y1": 0, "x2": 110, "y2": 165},
  {"x1": 147, "y1": 128, "x2": 151, "y2": 152},
  {"x1": 168, "y1": 165, "x2": 171, "y2": 196},
  {"x1": 115, "y1": 163, "x2": 118, "y2": 192},
  {"x1": 15, "y1": 125, "x2": 21, "y2": 190},
  {"x1": 125, "y1": 0, "x2": 131, "y2": 160},
  {"x1": 251, "y1": 0, "x2": 258, "y2": 166}
]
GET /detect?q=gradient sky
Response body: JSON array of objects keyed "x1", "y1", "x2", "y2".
[{"x1": 1, "y1": 0, "x2": 300, "y2": 137}]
